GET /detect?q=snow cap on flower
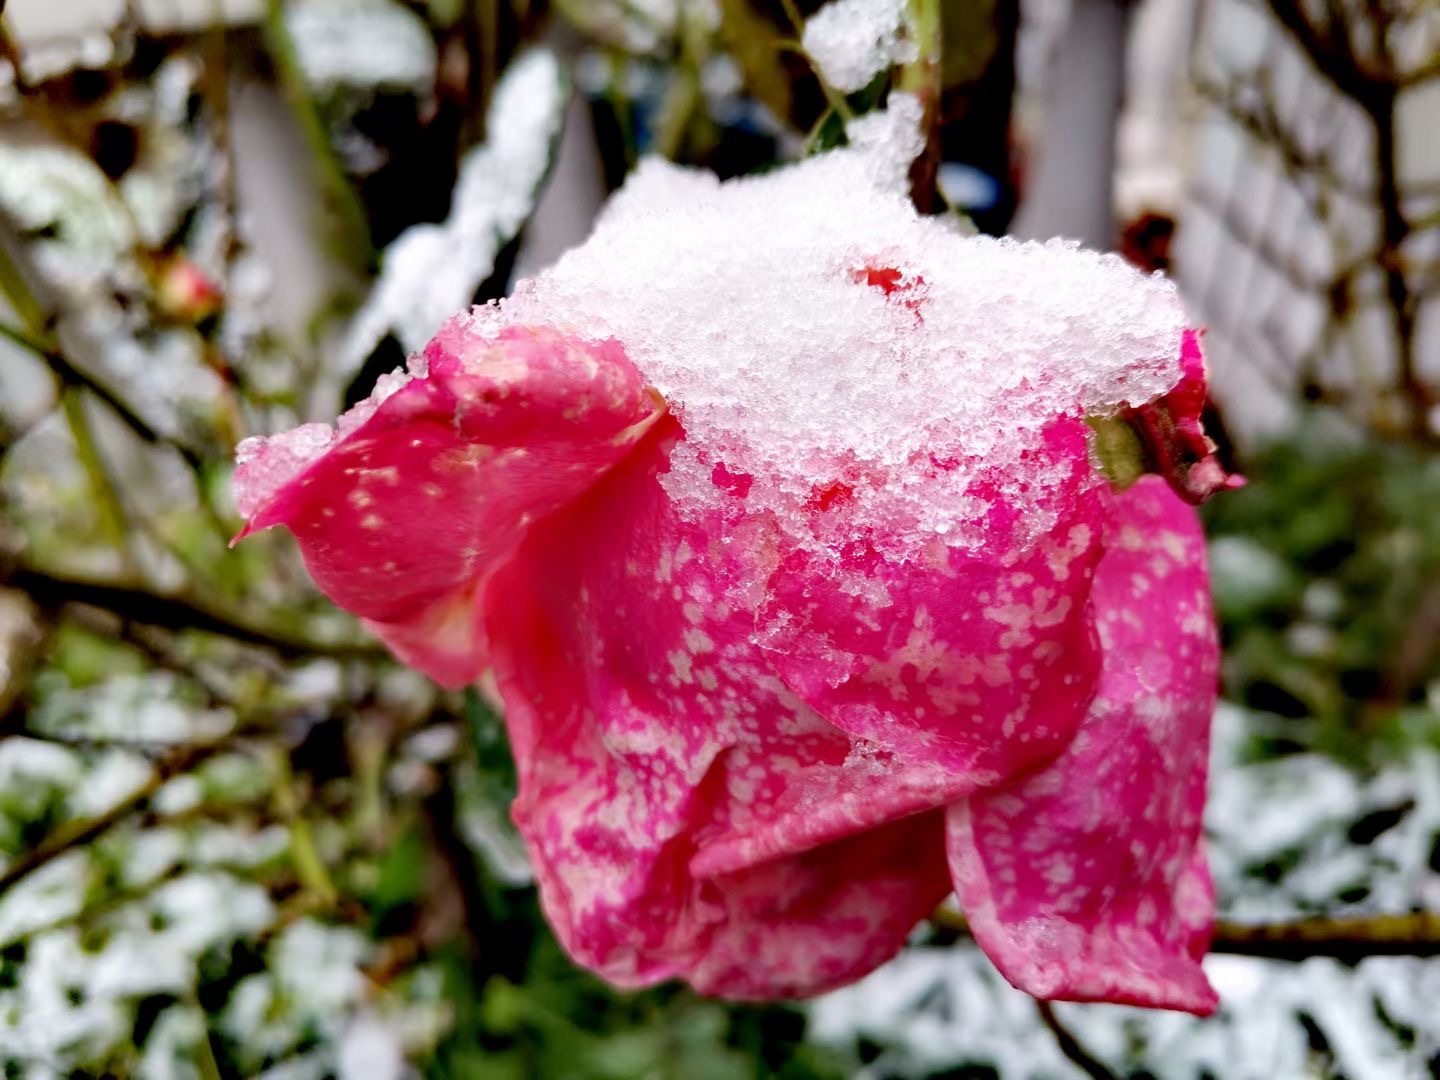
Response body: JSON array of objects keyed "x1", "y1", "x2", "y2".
[
  {"x1": 477, "y1": 96, "x2": 1205, "y2": 566},
  {"x1": 234, "y1": 94, "x2": 1227, "y2": 1016}
]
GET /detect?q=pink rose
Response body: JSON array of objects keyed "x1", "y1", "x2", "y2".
[{"x1": 234, "y1": 130, "x2": 1232, "y2": 1014}]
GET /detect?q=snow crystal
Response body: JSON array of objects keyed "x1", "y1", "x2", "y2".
[
  {"x1": 65, "y1": 750, "x2": 152, "y2": 819},
  {"x1": 1206, "y1": 703, "x2": 1440, "y2": 921},
  {"x1": 273, "y1": 919, "x2": 369, "y2": 1015},
  {"x1": 463, "y1": 96, "x2": 1189, "y2": 562},
  {"x1": 286, "y1": 0, "x2": 436, "y2": 93},
  {"x1": 337, "y1": 1011, "x2": 406, "y2": 1080},
  {"x1": 338, "y1": 47, "x2": 567, "y2": 375},
  {"x1": 0, "y1": 736, "x2": 82, "y2": 790},
  {"x1": 0, "y1": 872, "x2": 277, "y2": 1063},
  {"x1": 234, "y1": 422, "x2": 337, "y2": 518},
  {"x1": 803, "y1": 0, "x2": 917, "y2": 93},
  {"x1": 31, "y1": 671, "x2": 233, "y2": 747},
  {"x1": 0, "y1": 143, "x2": 133, "y2": 293},
  {"x1": 0, "y1": 855, "x2": 88, "y2": 946}
]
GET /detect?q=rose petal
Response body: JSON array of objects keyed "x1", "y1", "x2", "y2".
[
  {"x1": 946, "y1": 476, "x2": 1218, "y2": 1014},
  {"x1": 1123, "y1": 330, "x2": 1244, "y2": 505},
  {"x1": 232, "y1": 323, "x2": 663, "y2": 685},
  {"x1": 755, "y1": 417, "x2": 1105, "y2": 780},
  {"x1": 686, "y1": 812, "x2": 952, "y2": 998},
  {"x1": 485, "y1": 420, "x2": 959, "y2": 996}
]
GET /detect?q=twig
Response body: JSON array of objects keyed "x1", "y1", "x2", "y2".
[
  {"x1": 930, "y1": 908, "x2": 1440, "y2": 962},
  {"x1": 269, "y1": 744, "x2": 338, "y2": 904},
  {"x1": 1212, "y1": 913, "x2": 1440, "y2": 962},
  {"x1": 0, "y1": 17, "x2": 30, "y2": 96},
  {"x1": 1035, "y1": 1000, "x2": 1118, "y2": 1080},
  {"x1": 192, "y1": 992, "x2": 226, "y2": 1080},
  {"x1": 653, "y1": 3, "x2": 706, "y2": 160},
  {"x1": 0, "y1": 234, "x2": 209, "y2": 472},
  {"x1": 1186, "y1": 185, "x2": 1329, "y2": 296},
  {"x1": 2, "y1": 863, "x2": 191, "y2": 948},
  {"x1": 59, "y1": 389, "x2": 136, "y2": 571},
  {"x1": 467, "y1": 0, "x2": 500, "y2": 142},
  {"x1": 0, "y1": 726, "x2": 215, "y2": 756},
  {"x1": 777, "y1": 0, "x2": 856, "y2": 125},
  {"x1": 1192, "y1": 76, "x2": 1375, "y2": 203},
  {"x1": 1264, "y1": 0, "x2": 1377, "y2": 104},
  {"x1": 802, "y1": 106, "x2": 840, "y2": 156},
  {"x1": 0, "y1": 736, "x2": 232, "y2": 898},
  {"x1": 8, "y1": 562, "x2": 386, "y2": 661}
]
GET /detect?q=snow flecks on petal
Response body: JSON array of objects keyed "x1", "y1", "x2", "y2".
[
  {"x1": 688, "y1": 813, "x2": 952, "y2": 999},
  {"x1": 232, "y1": 323, "x2": 663, "y2": 686},
  {"x1": 485, "y1": 423, "x2": 965, "y2": 997},
  {"x1": 946, "y1": 478, "x2": 1219, "y2": 1015},
  {"x1": 754, "y1": 417, "x2": 1104, "y2": 777}
]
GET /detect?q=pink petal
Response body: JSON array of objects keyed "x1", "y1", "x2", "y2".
[
  {"x1": 1124, "y1": 330, "x2": 1244, "y2": 505},
  {"x1": 484, "y1": 419, "x2": 960, "y2": 997},
  {"x1": 946, "y1": 476, "x2": 1219, "y2": 1014},
  {"x1": 231, "y1": 324, "x2": 663, "y2": 685},
  {"x1": 754, "y1": 417, "x2": 1106, "y2": 780},
  {"x1": 687, "y1": 813, "x2": 952, "y2": 998}
]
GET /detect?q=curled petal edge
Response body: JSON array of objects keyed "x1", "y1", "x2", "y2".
[{"x1": 230, "y1": 323, "x2": 665, "y2": 686}]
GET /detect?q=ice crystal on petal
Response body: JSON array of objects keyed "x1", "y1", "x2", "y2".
[
  {"x1": 233, "y1": 425, "x2": 338, "y2": 520},
  {"x1": 232, "y1": 363, "x2": 417, "y2": 519}
]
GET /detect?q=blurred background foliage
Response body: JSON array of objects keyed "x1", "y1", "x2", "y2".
[
  {"x1": 0, "y1": 0, "x2": 1436, "y2": 1077},
  {"x1": 1203, "y1": 426, "x2": 1440, "y2": 770}
]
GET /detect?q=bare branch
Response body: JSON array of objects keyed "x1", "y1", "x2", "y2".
[
  {"x1": 1213, "y1": 913, "x2": 1440, "y2": 962},
  {"x1": 930, "y1": 908, "x2": 1440, "y2": 962},
  {"x1": 1263, "y1": 0, "x2": 1383, "y2": 106},
  {"x1": 0, "y1": 224, "x2": 210, "y2": 472},
  {"x1": 0, "y1": 736, "x2": 231, "y2": 898},
  {"x1": 7, "y1": 562, "x2": 386, "y2": 661},
  {"x1": 1036, "y1": 1000, "x2": 1118, "y2": 1080}
]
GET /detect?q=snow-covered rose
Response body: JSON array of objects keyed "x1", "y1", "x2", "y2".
[{"x1": 235, "y1": 104, "x2": 1232, "y2": 1013}]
